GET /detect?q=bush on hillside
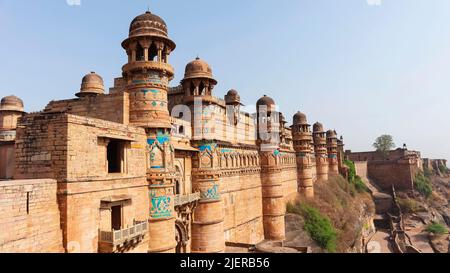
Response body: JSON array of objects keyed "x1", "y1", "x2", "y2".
[
  {"x1": 423, "y1": 167, "x2": 434, "y2": 178},
  {"x1": 414, "y1": 172, "x2": 433, "y2": 198},
  {"x1": 301, "y1": 204, "x2": 337, "y2": 253},
  {"x1": 287, "y1": 202, "x2": 338, "y2": 253},
  {"x1": 425, "y1": 223, "x2": 447, "y2": 235},
  {"x1": 438, "y1": 164, "x2": 448, "y2": 174},
  {"x1": 353, "y1": 176, "x2": 369, "y2": 193},
  {"x1": 344, "y1": 160, "x2": 356, "y2": 182},
  {"x1": 397, "y1": 198, "x2": 426, "y2": 213}
]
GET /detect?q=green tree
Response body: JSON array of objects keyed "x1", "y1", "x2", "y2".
[{"x1": 373, "y1": 135, "x2": 396, "y2": 159}]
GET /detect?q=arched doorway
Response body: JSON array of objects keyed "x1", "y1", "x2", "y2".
[{"x1": 175, "y1": 221, "x2": 188, "y2": 253}]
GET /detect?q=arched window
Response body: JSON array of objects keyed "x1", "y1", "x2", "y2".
[
  {"x1": 179, "y1": 126, "x2": 184, "y2": 135},
  {"x1": 190, "y1": 82, "x2": 196, "y2": 96},
  {"x1": 136, "y1": 43, "x2": 145, "y2": 61},
  {"x1": 149, "y1": 42, "x2": 158, "y2": 61},
  {"x1": 199, "y1": 82, "x2": 206, "y2": 96}
]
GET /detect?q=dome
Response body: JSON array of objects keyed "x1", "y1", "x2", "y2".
[
  {"x1": 256, "y1": 95, "x2": 275, "y2": 108},
  {"x1": 129, "y1": 11, "x2": 168, "y2": 38},
  {"x1": 313, "y1": 122, "x2": 324, "y2": 133},
  {"x1": 183, "y1": 57, "x2": 216, "y2": 83},
  {"x1": 0, "y1": 95, "x2": 24, "y2": 112},
  {"x1": 227, "y1": 89, "x2": 239, "y2": 96},
  {"x1": 293, "y1": 111, "x2": 307, "y2": 125},
  {"x1": 326, "y1": 130, "x2": 337, "y2": 138},
  {"x1": 225, "y1": 89, "x2": 241, "y2": 105},
  {"x1": 76, "y1": 72, "x2": 105, "y2": 98}
]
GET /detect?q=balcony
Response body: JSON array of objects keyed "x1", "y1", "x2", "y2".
[
  {"x1": 122, "y1": 61, "x2": 174, "y2": 77},
  {"x1": 99, "y1": 220, "x2": 148, "y2": 247},
  {"x1": 174, "y1": 192, "x2": 201, "y2": 207}
]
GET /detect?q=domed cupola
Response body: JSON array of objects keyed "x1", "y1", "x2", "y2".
[
  {"x1": 313, "y1": 122, "x2": 324, "y2": 133},
  {"x1": 0, "y1": 95, "x2": 26, "y2": 140},
  {"x1": 181, "y1": 57, "x2": 217, "y2": 98},
  {"x1": 256, "y1": 95, "x2": 276, "y2": 113},
  {"x1": 293, "y1": 111, "x2": 307, "y2": 125},
  {"x1": 129, "y1": 11, "x2": 169, "y2": 38},
  {"x1": 76, "y1": 72, "x2": 105, "y2": 98},
  {"x1": 326, "y1": 129, "x2": 337, "y2": 138},
  {"x1": 121, "y1": 10, "x2": 176, "y2": 79},
  {"x1": 225, "y1": 89, "x2": 242, "y2": 106},
  {"x1": 0, "y1": 95, "x2": 25, "y2": 112},
  {"x1": 183, "y1": 57, "x2": 216, "y2": 82}
]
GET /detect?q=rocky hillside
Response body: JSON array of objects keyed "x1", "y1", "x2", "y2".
[
  {"x1": 285, "y1": 176, "x2": 375, "y2": 253},
  {"x1": 396, "y1": 171, "x2": 450, "y2": 253}
]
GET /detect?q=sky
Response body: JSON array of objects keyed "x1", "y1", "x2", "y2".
[{"x1": 0, "y1": 0, "x2": 450, "y2": 161}]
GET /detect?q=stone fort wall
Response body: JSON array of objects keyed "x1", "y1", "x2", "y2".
[
  {"x1": 14, "y1": 113, "x2": 150, "y2": 253},
  {"x1": 0, "y1": 179, "x2": 64, "y2": 253},
  {"x1": 44, "y1": 93, "x2": 130, "y2": 125},
  {"x1": 0, "y1": 142, "x2": 14, "y2": 179},
  {"x1": 367, "y1": 160, "x2": 417, "y2": 191}
]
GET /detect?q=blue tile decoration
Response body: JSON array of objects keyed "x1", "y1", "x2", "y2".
[
  {"x1": 150, "y1": 194, "x2": 172, "y2": 218},
  {"x1": 201, "y1": 184, "x2": 220, "y2": 200},
  {"x1": 156, "y1": 131, "x2": 170, "y2": 145},
  {"x1": 199, "y1": 142, "x2": 217, "y2": 152}
]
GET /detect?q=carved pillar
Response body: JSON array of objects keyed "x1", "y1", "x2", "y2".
[
  {"x1": 129, "y1": 41, "x2": 137, "y2": 62},
  {"x1": 156, "y1": 42, "x2": 164, "y2": 63}
]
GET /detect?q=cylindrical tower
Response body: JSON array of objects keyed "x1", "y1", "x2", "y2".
[
  {"x1": 0, "y1": 96, "x2": 26, "y2": 141},
  {"x1": 313, "y1": 122, "x2": 329, "y2": 181},
  {"x1": 257, "y1": 95, "x2": 285, "y2": 241},
  {"x1": 121, "y1": 11, "x2": 177, "y2": 253},
  {"x1": 326, "y1": 130, "x2": 339, "y2": 175},
  {"x1": 180, "y1": 58, "x2": 225, "y2": 253},
  {"x1": 292, "y1": 112, "x2": 314, "y2": 198},
  {"x1": 337, "y1": 135, "x2": 348, "y2": 177}
]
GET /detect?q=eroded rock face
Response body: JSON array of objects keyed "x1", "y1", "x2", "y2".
[{"x1": 429, "y1": 234, "x2": 449, "y2": 253}]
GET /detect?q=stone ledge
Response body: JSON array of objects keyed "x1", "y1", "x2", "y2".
[{"x1": 0, "y1": 179, "x2": 56, "y2": 187}]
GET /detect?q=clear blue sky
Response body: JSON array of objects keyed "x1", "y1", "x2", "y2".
[{"x1": 1, "y1": 0, "x2": 450, "y2": 161}]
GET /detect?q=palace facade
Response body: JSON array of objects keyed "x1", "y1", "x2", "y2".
[{"x1": 0, "y1": 11, "x2": 347, "y2": 253}]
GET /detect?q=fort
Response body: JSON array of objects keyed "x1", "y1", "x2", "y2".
[
  {"x1": 0, "y1": 11, "x2": 351, "y2": 253},
  {"x1": 346, "y1": 148, "x2": 447, "y2": 192}
]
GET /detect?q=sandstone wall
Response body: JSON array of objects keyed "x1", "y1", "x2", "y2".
[
  {"x1": 14, "y1": 113, "x2": 69, "y2": 180},
  {"x1": 222, "y1": 171, "x2": 264, "y2": 245},
  {"x1": 59, "y1": 114, "x2": 149, "y2": 253},
  {"x1": 0, "y1": 142, "x2": 15, "y2": 179},
  {"x1": 354, "y1": 161, "x2": 368, "y2": 179},
  {"x1": 14, "y1": 113, "x2": 149, "y2": 253},
  {"x1": 368, "y1": 161, "x2": 415, "y2": 191},
  {"x1": 60, "y1": 177, "x2": 149, "y2": 253},
  {"x1": 44, "y1": 93, "x2": 129, "y2": 125},
  {"x1": 281, "y1": 166, "x2": 298, "y2": 203},
  {"x1": 0, "y1": 179, "x2": 64, "y2": 253}
]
